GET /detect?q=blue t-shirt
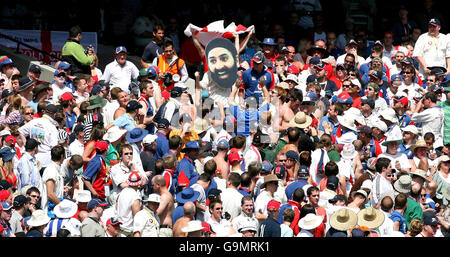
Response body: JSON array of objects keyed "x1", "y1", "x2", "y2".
[
  {"x1": 171, "y1": 205, "x2": 185, "y2": 227},
  {"x1": 390, "y1": 211, "x2": 406, "y2": 234},
  {"x1": 241, "y1": 67, "x2": 272, "y2": 102},
  {"x1": 230, "y1": 101, "x2": 269, "y2": 137},
  {"x1": 155, "y1": 132, "x2": 169, "y2": 160},
  {"x1": 65, "y1": 111, "x2": 77, "y2": 132},
  {"x1": 113, "y1": 113, "x2": 137, "y2": 132}
]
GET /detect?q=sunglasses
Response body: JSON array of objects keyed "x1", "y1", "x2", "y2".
[
  {"x1": 348, "y1": 73, "x2": 356, "y2": 76},
  {"x1": 24, "y1": 112, "x2": 34, "y2": 115},
  {"x1": 30, "y1": 195, "x2": 40, "y2": 198},
  {"x1": 279, "y1": 159, "x2": 287, "y2": 162},
  {"x1": 215, "y1": 207, "x2": 223, "y2": 210},
  {"x1": 343, "y1": 84, "x2": 351, "y2": 88},
  {"x1": 401, "y1": 71, "x2": 412, "y2": 74},
  {"x1": 386, "y1": 174, "x2": 394, "y2": 178},
  {"x1": 123, "y1": 152, "x2": 133, "y2": 156}
]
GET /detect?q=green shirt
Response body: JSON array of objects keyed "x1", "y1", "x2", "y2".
[
  {"x1": 327, "y1": 150, "x2": 341, "y2": 162},
  {"x1": 61, "y1": 41, "x2": 94, "y2": 66},
  {"x1": 403, "y1": 197, "x2": 423, "y2": 230},
  {"x1": 274, "y1": 138, "x2": 288, "y2": 154},
  {"x1": 441, "y1": 100, "x2": 450, "y2": 145}
]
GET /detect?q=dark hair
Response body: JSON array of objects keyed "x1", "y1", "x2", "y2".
[
  {"x1": 169, "y1": 135, "x2": 182, "y2": 150},
  {"x1": 293, "y1": 188, "x2": 305, "y2": 203},
  {"x1": 394, "y1": 193, "x2": 407, "y2": 210},
  {"x1": 375, "y1": 157, "x2": 391, "y2": 173},
  {"x1": 26, "y1": 186, "x2": 40, "y2": 195},
  {"x1": 153, "y1": 24, "x2": 164, "y2": 33},
  {"x1": 73, "y1": 77, "x2": 82, "y2": 89},
  {"x1": 325, "y1": 161, "x2": 339, "y2": 177},
  {"x1": 119, "y1": 143, "x2": 133, "y2": 157},
  {"x1": 307, "y1": 186, "x2": 319, "y2": 196},
  {"x1": 424, "y1": 132, "x2": 435, "y2": 141},
  {"x1": 291, "y1": 89, "x2": 303, "y2": 102},
  {"x1": 424, "y1": 92, "x2": 437, "y2": 103},
  {"x1": 198, "y1": 173, "x2": 211, "y2": 183},
  {"x1": 209, "y1": 199, "x2": 222, "y2": 210},
  {"x1": 69, "y1": 25, "x2": 82, "y2": 38},
  {"x1": 241, "y1": 196, "x2": 253, "y2": 205},
  {"x1": 233, "y1": 135, "x2": 246, "y2": 149},
  {"x1": 139, "y1": 80, "x2": 152, "y2": 93},
  {"x1": 283, "y1": 208, "x2": 296, "y2": 222},
  {"x1": 240, "y1": 172, "x2": 252, "y2": 187},
  {"x1": 51, "y1": 145, "x2": 65, "y2": 162},
  {"x1": 69, "y1": 155, "x2": 83, "y2": 169},
  {"x1": 228, "y1": 172, "x2": 241, "y2": 188},
  {"x1": 162, "y1": 39, "x2": 174, "y2": 50},
  {"x1": 155, "y1": 159, "x2": 164, "y2": 174},
  {"x1": 300, "y1": 204, "x2": 316, "y2": 219},
  {"x1": 333, "y1": 102, "x2": 345, "y2": 115},
  {"x1": 288, "y1": 127, "x2": 301, "y2": 143},
  {"x1": 11, "y1": 74, "x2": 21, "y2": 81},
  {"x1": 57, "y1": 228, "x2": 71, "y2": 237},
  {"x1": 203, "y1": 159, "x2": 217, "y2": 176}
]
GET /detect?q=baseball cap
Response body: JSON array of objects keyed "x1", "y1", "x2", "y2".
[
  {"x1": 309, "y1": 56, "x2": 321, "y2": 66},
  {"x1": 29, "y1": 64, "x2": 41, "y2": 73},
  {"x1": 393, "y1": 95, "x2": 409, "y2": 108},
  {"x1": 298, "y1": 165, "x2": 310, "y2": 179},
  {"x1": 306, "y1": 75, "x2": 318, "y2": 84},
  {"x1": 327, "y1": 176, "x2": 339, "y2": 190},
  {"x1": 423, "y1": 211, "x2": 439, "y2": 226},
  {"x1": 157, "y1": 118, "x2": 170, "y2": 129},
  {"x1": 171, "y1": 87, "x2": 187, "y2": 98},
  {"x1": 429, "y1": 18, "x2": 441, "y2": 26},
  {"x1": 390, "y1": 74, "x2": 403, "y2": 84},
  {"x1": 142, "y1": 134, "x2": 157, "y2": 145},
  {"x1": 95, "y1": 140, "x2": 109, "y2": 151},
  {"x1": 369, "y1": 70, "x2": 383, "y2": 80},
  {"x1": 261, "y1": 161, "x2": 273, "y2": 174},
  {"x1": 228, "y1": 152, "x2": 243, "y2": 165},
  {"x1": 287, "y1": 65, "x2": 300, "y2": 75},
  {"x1": 45, "y1": 104, "x2": 59, "y2": 114},
  {"x1": 1, "y1": 202, "x2": 12, "y2": 211},
  {"x1": 267, "y1": 200, "x2": 280, "y2": 212},
  {"x1": 273, "y1": 165, "x2": 286, "y2": 179},
  {"x1": 106, "y1": 217, "x2": 122, "y2": 226},
  {"x1": 147, "y1": 66, "x2": 158, "y2": 79},
  {"x1": 252, "y1": 51, "x2": 265, "y2": 64},
  {"x1": 286, "y1": 150, "x2": 299, "y2": 162},
  {"x1": 115, "y1": 46, "x2": 127, "y2": 54},
  {"x1": 1, "y1": 89, "x2": 14, "y2": 99},
  {"x1": 0, "y1": 57, "x2": 14, "y2": 69},
  {"x1": 57, "y1": 61, "x2": 71, "y2": 70},
  {"x1": 87, "y1": 199, "x2": 108, "y2": 209},
  {"x1": 4, "y1": 135, "x2": 16, "y2": 145},
  {"x1": 346, "y1": 39, "x2": 358, "y2": 47},
  {"x1": 60, "y1": 92, "x2": 77, "y2": 102},
  {"x1": 13, "y1": 195, "x2": 30, "y2": 207},
  {"x1": 126, "y1": 100, "x2": 143, "y2": 112},
  {"x1": 54, "y1": 69, "x2": 66, "y2": 76},
  {"x1": 207, "y1": 188, "x2": 222, "y2": 200},
  {"x1": 216, "y1": 139, "x2": 229, "y2": 151},
  {"x1": 361, "y1": 98, "x2": 375, "y2": 109},
  {"x1": 328, "y1": 194, "x2": 348, "y2": 204}
]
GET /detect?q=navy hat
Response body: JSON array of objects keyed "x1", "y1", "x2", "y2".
[
  {"x1": 115, "y1": 46, "x2": 127, "y2": 54},
  {"x1": 29, "y1": 64, "x2": 41, "y2": 73},
  {"x1": 157, "y1": 118, "x2": 170, "y2": 129},
  {"x1": 1, "y1": 89, "x2": 14, "y2": 99},
  {"x1": 171, "y1": 87, "x2": 187, "y2": 98},
  {"x1": 181, "y1": 140, "x2": 201, "y2": 152},
  {"x1": 126, "y1": 100, "x2": 143, "y2": 113},
  {"x1": 286, "y1": 150, "x2": 299, "y2": 162},
  {"x1": 328, "y1": 194, "x2": 348, "y2": 204},
  {"x1": 125, "y1": 128, "x2": 149, "y2": 144},
  {"x1": 0, "y1": 58, "x2": 14, "y2": 70},
  {"x1": 390, "y1": 74, "x2": 403, "y2": 84},
  {"x1": 252, "y1": 51, "x2": 265, "y2": 64},
  {"x1": 73, "y1": 124, "x2": 85, "y2": 135},
  {"x1": 25, "y1": 138, "x2": 40, "y2": 151},
  {"x1": 87, "y1": 199, "x2": 108, "y2": 209},
  {"x1": 429, "y1": 18, "x2": 441, "y2": 26},
  {"x1": 273, "y1": 165, "x2": 286, "y2": 179},
  {"x1": 428, "y1": 66, "x2": 446, "y2": 77},
  {"x1": 217, "y1": 139, "x2": 229, "y2": 151},
  {"x1": 18, "y1": 77, "x2": 34, "y2": 92},
  {"x1": 0, "y1": 147, "x2": 15, "y2": 162},
  {"x1": 361, "y1": 98, "x2": 375, "y2": 109},
  {"x1": 369, "y1": 70, "x2": 383, "y2": 80},
  {"x1": 423, "y1": 211, "x2": 439, "y2": 226},
  {"x1": 13, "y1": 195, "x2": 30, "y2": 207},
  {"x1": 261, "y1": 161, "x2": 273, "y2": 174},
  {"x1": 45, "y1": 104, "x2": 59, "y2": 114},
  {"x1": 346, "y1": 39, "x2": 358, "y2": 47},
  {"x1": 298, "y1": 165, "x2": 310, "y2": 179},
  {"x1": 0, "y1": 180, "x2": 12, "y2": 190},
  {"x1": 261, "y1": 38, "x2": 278, "y2": 46},
  {"x1": 306, "y1": 75, "x2": 318, "y2": 84},
  {"x1": 207, "y1": 188, "x2": 222, "y2": 199},
  {"x1": 309, "y1": 56, "x2": 321, "y2": 66},
  {"x1": 57, "y1": 61, "x2": 71, "y2": 70},
  {"x1": 147, "y1": 66, "x2": 158, "y2": 79},
  {"x1": 327, "y1": 176, "x2": 339, "y2": 190}
]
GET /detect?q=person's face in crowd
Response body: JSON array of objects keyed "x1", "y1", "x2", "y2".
[
  {"x1": 327, "y1": 104, "x2": 338, "y2": 119},
  {"x1": 116, "y1": 52, "x2": 127, "y2": 66},
  {"x1": 276, "y1": 154, "x2": 287, "y2": 167},
  {"x1": 163, "y1": 45, "x2": 175, "y2": 59},
  {"x1": 387, "y1": 141, "x2": 399, "y2": 154},
  {"x1": 336, "y1": 66, "x2": 347, "y2": 78},
  {"x1": 386, "y1": 169, "x2": 395, "y2": 182},
  {"x1": 342, "y1": 81, "x2": 352, "y2": 92},
  {"x1": 390, "y1": 82, "x2": 401, "y2": 94},
  {"x1": 420, "y1": 188, "x2": 427, "y2": 204},
  {"x1": 360, "y1": 102, "x2": 372, "y2": 115},
  {"x1": 253, "y1": 62, "x2": 264, "y2": 74},
  {"x1": 326, "y1": 33, "x2": 337, "y2": 47},
  {"x1": 148, "y1": 201, "x2": 160, "y2": 213},
  {"x1": 145, "y1": 83, "x2": 154, "y2": 97},
  {"x1": 310, "y1": 49, "x2": 322, "y2": 58},
  {"x1": 347, "y1": 82, "x2": 359, "y2": 95},
  {"x1": 424, "y1": 223, "x2": 438, "y2": 236},
  {"x1": 23, "y1": 107, "x2": 34, "y2": 122},
  {"x1": 308, "y1": 190, "x2": 320, "y2": 206},
  {"x1": 107, "y1": 223, "x2": 121, "y2": 237},
  {"x1": 402, "y1": 132, "x2": 415, "y2": 143},
  {"x1": 371, "y1": 61, "x2": 383, "y2": 72},
  {"x1": 289, "y1": 12, "x2": 300, "y2": 25},
  {"x1": 314, "y1": 67, "x2": 326, "y2": 79},
  {"x1": 241, "y1": 200, "x2": 254, "y2": 216},
  {"x1": 384, "y1": 33, "x2": 393, "y2": 46},
  {"x1": 344, "y1": 56, "x2": 355, "y2": 69},
  {"x1": 54, "y1": 73, "x2": 66, "y2": 85},
  {"x1": 122, "y1": 147, "x2": 133, "y2": 166},
  {"x1": 366, "y1": 85, "x2": 377, "y2": 98},
  {"x1": 207, "y1": 47, "x2": 236, "y2": 84},
  {"x1": 426, "y1": 75, "x2": 436, "y2": 87},
  {"x1": 11, "y1": 78, "x2": 19, "y2": 92},
  {"x1": 286, "y1": 80, "x2": 297, "y2": 90},
  {"x1": 275, "y1": 60, "x2": 286, "y2": 74},
  {"x1": 262, "y1": 44, "x2": 276, "y2": 57},
  {"x1": 77, "y1": 79, "x2": 88, "y2": 93},
  {"x1": 277, "y1": 37, "x2": 286, "y2": 49},
  {"x1": 424, "y1": 138, "x2": 434, "y2": 149},
  {"x1": 401, "y1": 69, "x2": 414, "y2": 82},
  {"x1": 395, "y1": 52, "x2": 405, "y2": 65},
  {"x1": 241, "y1": 229, "x2": 256, "y2": 237},
  {"x1": 411, "y1": 28, "x2": 422, "y2": 41},
  {"x1": 117, "y1": 91, "x2": 129, "y2": 106},
  {"x1": 154, "y1": 29, "x2": 165, "y2": 43},
  {"x1": 28, "y1": 191, "x2": 40, "y2": 205},
  {"x1": 1, "y1": 209, "x2": 12, "y2": 222},
  {"x1": 29, "y1": 71, "x2": 41, "y2": 82},
  {"x1": 2, "y1": 64, "x2": 15, "y2": 78},
  {"x1": 428, "y1": 24, "x2": 440, "y2": 36},
  {"x1": 287, "y1": 46, "x2": 296, "y2": 62},
  {"x1": 211, "y1": 203, "x2": 223, "y2": 221}
]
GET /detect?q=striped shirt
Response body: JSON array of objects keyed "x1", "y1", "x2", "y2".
[
  {"x1": 442, "y1": 100, "x2": 450, "y2": 145},
  {"x1": 15, "y1": 152, "x2": 42, "y2": 191},
  {"x1": 0, "y1": 110, "x2": 22, "y2": 126}
]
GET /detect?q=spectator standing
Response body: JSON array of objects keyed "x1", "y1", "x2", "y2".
[{"x1": 101, "y1": 47, "x2": 139, "y2": 94}]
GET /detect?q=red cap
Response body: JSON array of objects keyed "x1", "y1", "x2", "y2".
[
  {"x1": 106, "y1": 217, "x2": 122, "y2": 226},
  {"x1": 4, "y1": 135, "x2": 16, "y2": 145},
  {"x1": 60, "y1": 92, "x2": 76, "y2": 101},
  {"x1": 95, "y1": 140, "x2": 109, "y2": 151},
  {"x1": 0, "y1": 190, "x2": 11, "y2": 202},
  {"x1": 161, "y1": 91, "x2": 170, "y2": 101},
  {"x1": 202, "y1": 222, "x2": 213, "y2": 233},
  {"x1": 393, "y1": 96, "x2": 408, "y2": 108},
  {"x1": 267, "y1": 200, "x2": 280, "y2": 212},
  {"x1": 287, "y1": 65, "x2": 300, "y2": 75},
  {"x1": 228, "y1": 152, "x2": 243, "y2": 165}
]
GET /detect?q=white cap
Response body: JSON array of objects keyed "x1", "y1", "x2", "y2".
[
  {"x1": 144, "y1": 193, "x2": 161, "y2": 203},
  {"x1": 285, "y1": 74, "x2": 299, "y2": 84},
  {"x1": 350, "y1": 79, "x2": 361, "y2": 88},
  {"x1": 142, "y1": 134, "x2": 158, "y2": 145},
  {"x1": 401, "y1": 125, "x2": 418, "y2": 135}
]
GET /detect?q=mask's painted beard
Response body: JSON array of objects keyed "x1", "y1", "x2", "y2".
[{"x1": 210, "y1": 67, "x2": 236, "y2": 89}]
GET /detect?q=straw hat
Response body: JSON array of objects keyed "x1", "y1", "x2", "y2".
[
  {"x1": 357, "y1": 207, "x2": 384, "y2": 229},
  {"x1": 182, "y1": 220, "x2": 204, "y2": 233},
  {"x1": 298, "y1": 213, "x2": 324, "y2": 230},
  {"x1": 410, "y1": 140, "x2": 429, "y2": 152},
  {"x1": 409, "y1": 169, "x2": 428, "y2": 181},
  {"x1": 27, "y1": 209, "x2": 51, "y2": 227},
  {"x1": 53, "y1": 199, "x2": 78, "y2": 219},
  {"x1": 288, "y1": 112, "x2": 312, "y2": 129},
  {"x1": 194, "y1": 118, "x2": 210, "y2": 134},
  {"x1": 330, "y1": 208, "x2": 357, "y2": 231},
  {"x1": 393, "y1": 175, "x2": 412, "y2": 194},
  {"x1": 336, "y1": 115, "x2": 357, "y2": 131}
]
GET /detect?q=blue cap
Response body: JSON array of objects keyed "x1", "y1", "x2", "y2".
[
  {"x1": 442, "y1": 74, "x2": 450, "y2": 85},
  {"x1": 115, "y1": 46, "x2": 127, "y2": 54},
  {"x1": 0, "y1": 58, "x2": 14, "y2": 69},
  {"x1": 1, "y1": 201, "x2": 12, "y2": 211},
  {"x1": 182, "y1": 141, "x2": 201, "y2": 152},
  {"x1": 147, "y1": 66, "x2": 158, "y2": 79},
  {"x1": 217, "y1": 139, "x2": 229, "y2": 150},
  {"x1": 309, "y1": 57, "x2": 321, "y2": 66},
  {"x1": 306, "y1": 91, "x2": 318, "y2": 101},
  {"x1": 261, "y1": 38, "x2": 277, "y2": 46},
  {"x1": 87, "y1": 199, "x2": 107, "y2": 209},
  {"x1": 298, "y1": 165, "x2": 310, "y2": 179},
  {"x1": 261, "y1": 161, "x2": 273, "y2": 174},
  {"x1": 54, "y1": 69, "x2": 66, "y2": 76},
  {"x1": 57, "y1": 61, "x2": 71, "y2": 70},
  {"x1": 0, "y1": 147, "x2": 15, "y2": 162},
  {"x1": 391, "y1": 74, "x2": 403, "y2": 83},
  {"x1": 286, "y1": 150, "x2": 299, "y2": 162}
]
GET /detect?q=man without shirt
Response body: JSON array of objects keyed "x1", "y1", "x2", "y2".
[{"x1": 151, "y1": 175, "x2": 175, "y2": 237}]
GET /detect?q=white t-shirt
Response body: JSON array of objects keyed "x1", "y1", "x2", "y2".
[
  {"x1": 51, "y1": 83, "x2": 73, "y2": 104},
  {"x1": 220, "y1": 187, "x2": 244, "y2": 219},
  {"x1": 40, "y1": 161, "x2": 64, "y2": 212},
  {"x1": 254, "y1": 190, "x2": 273, "y2": 217},
  {"x1": 101, "y1": 60, "x2": 139, "y2": 94},
  {"x1": 310, "y1": 148, "x2": 330, "y2": 185},
  {"x1": 371, "y1": 174, "x2": 394, "y2": 207},
  {"x1": 412, "y1": 32, "x2": 449, "y2": 75},
  {"x1": 337, "y1": 159, "x2": 355, "y2": 195},
  {"x1": 207, "y1": 218, "x2": 234, "y2": 237},
  {"x1": 69, "y1": 139, "x2": 84, "y2": 157},
  {"x1": 378, "y1": 152, "x2": 411, "y2": 172},
  {"x1": 397, "y1": 82, "x2": 422, "y2": 102},
  {"x1": 117, "y1": 187, "x2": 142, "y2": 232}
]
